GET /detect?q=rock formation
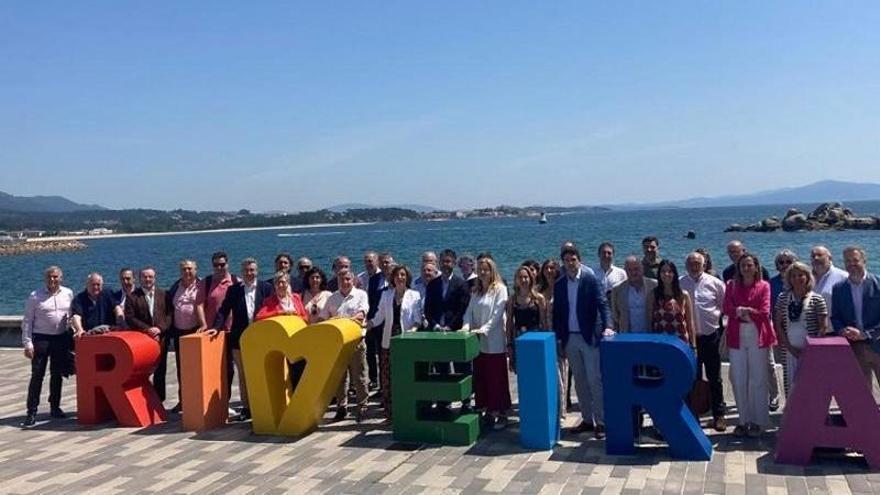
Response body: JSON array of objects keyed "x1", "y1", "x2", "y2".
[{"x1": 725, "y1": 202, "x2": 880, "y2": 233}]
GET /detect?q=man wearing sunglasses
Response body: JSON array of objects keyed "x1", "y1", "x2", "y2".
[
  {"x1": 203, "y1": 251, "x2": 240, "y2": 333},
  {"x1": 291, "y1": 257, "x2": 311, "y2": 293}
]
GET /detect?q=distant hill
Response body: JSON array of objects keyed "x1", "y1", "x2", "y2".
[
  {"x1": 0, "y1": 191, "x2": 105, "y2": 212},
  {"x1": 326, "y1": 203, "x2": 438, "y2": 213},
  {"x1": 628, "y1": 180, "x2": 880, "y2": 209}
]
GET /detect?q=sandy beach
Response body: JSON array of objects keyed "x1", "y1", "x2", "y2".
[{"x1": 29, "y1": 221, "x2": 375, "y2": 242}]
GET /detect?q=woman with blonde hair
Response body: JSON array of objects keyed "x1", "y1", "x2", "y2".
[
  {"x1": 772, "y1": 261, "x2": 827, "y2": 395},
  {"x1": 506, "y1": 265, "x2": 548, "y2": 370},
  {"x1": 463, "y1": 257, "x2": 511, "y2": 430}
]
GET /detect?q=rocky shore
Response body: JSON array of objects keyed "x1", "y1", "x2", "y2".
[
  {"x1": 725, "y1": 202, "x2": 880, "y2": 233},
  {"x1": 0, "y1": 240, "x2": 88, "y2": 256}
]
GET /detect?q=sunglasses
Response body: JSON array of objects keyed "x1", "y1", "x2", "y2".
[
  {"x1": 213, "y1": 262, "x2": 227, "y2": 268},
  {"x1": 298, "y1": 265, "x2": 311, "y2": 270}
]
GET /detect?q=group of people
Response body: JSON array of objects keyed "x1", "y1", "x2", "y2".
[{"x1": 20, "y1": 239, "x2": 880, "y2": 444}]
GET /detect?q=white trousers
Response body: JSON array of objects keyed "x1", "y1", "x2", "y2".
[
  {"x1": 566, "y1": 336, "x2": 604, "y2": 425},
  {"x1": 729, "y1": 322, "x2": 770, "y2": 427}
]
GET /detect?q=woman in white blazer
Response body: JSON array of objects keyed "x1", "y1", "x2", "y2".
[
  {"x1": 463, "y1": 256, "x2": 511, "y2": 430},
  {"x1": 368, "y1": 265, "x2": 423, "y2": 419}
]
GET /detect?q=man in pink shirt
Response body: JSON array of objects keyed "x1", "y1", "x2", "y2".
[
  {"x1": 202, "y1": 251, "x2": 239, "y2": 333},
  {"x1": 153, "y1": 259, "x2": 206, "y2": 413}
]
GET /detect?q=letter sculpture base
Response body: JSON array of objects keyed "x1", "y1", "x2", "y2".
[
  {"x1": 601, "y1": 333, "x2": 711, "y2": 461},
  {"x1": 76, "y1": 331, "x2": 166, "y2": 427},
  {"x1": 180, "y1": 332, "x2": 228, "y2": 431},
  {"x1": 516, "y1": 332, "x2": 559, "y2": 449},
  {"x1": 241, "y1": 316, "x2": 363, "y2": 436},
  {"x1": 391, "y1": 332, "x2": 480, "y2": 446},
  {"x1": 776, "y1": 337, "x2": 880, "y2": 468}
]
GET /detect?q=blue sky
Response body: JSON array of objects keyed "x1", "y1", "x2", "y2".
[{"x1": 1, "y1": 2, "x2": 878, "y2": 212}]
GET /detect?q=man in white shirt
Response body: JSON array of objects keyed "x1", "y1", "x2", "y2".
[
  {"x1": 596, "y1": 242, "x2": 627, "y2": 296},
  {"x1": 811, "y1": 245, "x2": 849, "y2": 316},
  {"x1": 413, "y1": 262, "x2": 439, "y2": 307},
  {"x1": 320, "y1": 269, "x2": 370, "y2": 422},
  {"x1": 680, "y1": 251, "x2": 727, "y2": 431},
  {"x1": 22, "y1": 265, "x2": 75, "y2": 426}
]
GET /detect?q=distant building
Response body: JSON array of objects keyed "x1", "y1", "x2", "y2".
[{"x1": 88, "y1": 228, "x2": 114, "y2": 235}]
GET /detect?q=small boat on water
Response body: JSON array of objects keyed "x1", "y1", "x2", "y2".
[{"x1": 539, "y1": 212, "x2": 548, "y2": 224}]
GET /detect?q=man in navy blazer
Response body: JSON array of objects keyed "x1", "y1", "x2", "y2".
[
  {"x1": 831, "y1": 246, "x2": 880, "y2": 389},
  {"x1": 553, "y1": 246, "x2": 613, "y2": 438},
  {"x1": 424, "y1": 249, "x2": 473, "y2": 412},
  {"x1": 424, "y1": 249, "x2": 471, "y2": 331},
  {"x1": 211, "y1": 257, "x2": 272, "y2": 419}
]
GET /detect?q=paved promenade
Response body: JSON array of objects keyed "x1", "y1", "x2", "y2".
[{"x1": 0, "y1": 348, "x2": 878, "y2": 494}]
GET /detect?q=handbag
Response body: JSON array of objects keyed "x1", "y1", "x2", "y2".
[{"x1": 688, "y1": 378, "x2": 711, "y2": 416}]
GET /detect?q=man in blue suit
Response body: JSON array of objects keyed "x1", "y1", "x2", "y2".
[
  {"x1": 553, "y1": 246, "x2": 614, "y2": 438},
  {"x1": 831, "y1": 246, "x2": 880, "y2": 390},
  {"x1": 212, "y1": 257, "x2": 272, "y2": 420}
]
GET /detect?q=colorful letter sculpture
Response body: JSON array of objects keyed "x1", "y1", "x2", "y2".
[
  {"x1": 179, "y1": 332, "x2": 228, "y2": 431},
  {"x1": 391, "y1": 332, "x2": 480, "y2": 445},
  {"x1": 601, "y1": 333, "x2": 711, "y2": 460},
  {"x1": 241, "y1": 316, "x2": 363, "y2": 436},
  {"x1": 76, "y1": 331, "x2": 166, "y2": 427},
  {"x1": 515, "y1": 332, "x2": 559, "y2": 449},
  {"x1": 776, "y1": 337, "x2": 880, "y2": 468}
]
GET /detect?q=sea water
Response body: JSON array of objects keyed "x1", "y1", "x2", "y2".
[{"x1": 2, "y1": 202, "x2": 879, "y2": 314}]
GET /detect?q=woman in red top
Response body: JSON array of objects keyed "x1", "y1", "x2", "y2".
[
  {"x1": 255, "y1": 270, "x2": 308, "y2": 395},
  {"x1": 722, "y1": 253, "x2": 776, "y2": 438},
  {"x1": 256, "y1": 271, "x2": 308, "y2": 322},
  {"x1": 648, "y1": 260, "x2": 697, "y2": 348}
]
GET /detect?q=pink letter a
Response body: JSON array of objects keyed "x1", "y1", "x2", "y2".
[{"x1": 776, "y1": 336, "x2": 880, "y2": 468}]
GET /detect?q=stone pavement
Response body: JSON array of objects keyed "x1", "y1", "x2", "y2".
[{"x1": 0, "y1": 347, "x2": 878, "y2": 494}]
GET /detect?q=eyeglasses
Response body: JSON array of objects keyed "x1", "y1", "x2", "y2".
[
  {"x1": 213, "y1": 262, "x2": 227, "y2": 268},
  {"x1": 776, "y1": 260, "x2": 794, "y2": 267}
]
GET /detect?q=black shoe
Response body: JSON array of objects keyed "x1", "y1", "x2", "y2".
[
  {"x1": 569, "y1": 421, "x2": 593, "y2": 435},
  {"x1": 21, "y1": 413, "x2": 36, "y2": 427},
  {"x1": 491, "y1": 415, "x2": 509, "y2": 431},
  {"x1": 594, "y1": 424, "x2": 606, "y2": 440},
  {"x1": 239, "y1": 408, "x2": 251, "y2": 421},
  {"x1": 355, "y1": 409, "x2": 365, "y2": 423},
  {"x1": 334, "y1": 407, "x2": 347, "y2": 421},
  {"x1": 460, "y1": 404, "x2": 474, "y2": 414},
  {"x1": 649, "y1": 428, "x2": 664, "y2": 441},
  {"x1": 769, "y1": 397, "x2": 780, "y2": 412},
  {"x1": 170, "y1": 403, "x2": 182, "y2": 414},
  {"x1": 50, "y1": 407, "x2": 67, "y2": 419}
]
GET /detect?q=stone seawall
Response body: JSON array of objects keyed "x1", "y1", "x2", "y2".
[
  {"x1": 0, "y1": 316, "x2": 23, "y2": 347},
  {"x1": 0, "y1": 240, "x2": 87, "y2": 256}
]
